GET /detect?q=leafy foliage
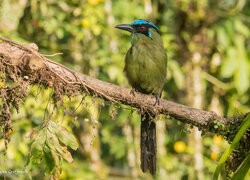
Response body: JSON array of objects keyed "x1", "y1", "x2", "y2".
[
  {"x1": 213, "y1": 113, "x2": 250, "y2": 180},
  {"x1": 25, "y1": 120, "x2": 78, "y2": 178},
  {"x1": 0, "y1": 0, "x2": 249, "y2": 179}
]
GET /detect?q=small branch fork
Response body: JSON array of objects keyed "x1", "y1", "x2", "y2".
[{"x1": 0, "y1": 37, "x2": 247, "y2": 135}]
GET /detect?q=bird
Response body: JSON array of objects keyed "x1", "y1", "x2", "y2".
[{"x1": 115, "y1": 20, "x2": 167, "y2": 175}]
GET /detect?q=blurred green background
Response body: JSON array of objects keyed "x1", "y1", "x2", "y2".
[{"x1": 0, "y1": 0, "x2": 249, "y2": 179}]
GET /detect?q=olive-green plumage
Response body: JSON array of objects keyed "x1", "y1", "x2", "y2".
[
  {"x1": 115, "y1": 20, "x2": 167, "y2": 176},
  {"x1": 124, "y1": 28, "x2": 166, "y2": 96}
]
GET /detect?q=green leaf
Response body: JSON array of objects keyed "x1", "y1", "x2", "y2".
[
  {"x1": 232, "y1": 154, "x2": 250, "y2": 180},
  {"x1": 31, "y1": 128, "x2": 46, "y2": 148},
  {"x1": 217, "y1": 27, "x2": 230, "y2": 50},
  {"x1": 168, "y1": 60, "x2": 185, "y2": 89},
  {"x1": 221, "y1": 47, "x2": 237, "y2": 77},
  {"x1": 235, "y1": 57, "x2": 249, "y2": 94},
  {"x1": 25, "y1": 127, "x2": 47, "y2": 172},
  {"x1": 25, "y1": 148, "x2": 44, "y2": 172},
  {"x1": 234, "y1": 19, "x2": 250, "y2": 37},
  {"x1": 234, "y1": 36, "x2": 250, "y2": 94},
  {"x1": 46, "y1": 129, "x2": 61, "y2": 151},
  {"x1": 44, "y1": 147, "x2": 56, "y2": 173},
  {"x1": 213, "y1": 114, "x2": 250, "y2": 180},
  {"x1": 46, "y1": 128, "x2": 74, "y2": 163},
  {"x1": 26, "y1": 137, "x2": 45, "y2": 173},
  {"x1": 48, "y1": 121, "x2": 79, "y2": 150}
]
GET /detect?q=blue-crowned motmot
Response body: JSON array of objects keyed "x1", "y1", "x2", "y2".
[{"x1": 115, "y1": 20, "x2": 167, "y2": 175}]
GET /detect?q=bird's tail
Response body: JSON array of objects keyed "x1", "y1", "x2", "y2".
[{"x1": 140, "y1": 112, "x2": 156, "y2": 176}]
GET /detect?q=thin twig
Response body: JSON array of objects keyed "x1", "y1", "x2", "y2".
[
  {"x1": 42, "y1": 53, "x2": 63, "y2": 57},
  {"x1": 73, "y1": 94, "x2": 87, "y2": 113}
]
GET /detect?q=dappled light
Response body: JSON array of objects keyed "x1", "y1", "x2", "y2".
[{"x1": 0, "y1": 0, "x2": 249, "y2": 179}]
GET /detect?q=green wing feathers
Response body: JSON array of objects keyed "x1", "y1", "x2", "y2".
[{"x1": 124, "y1": 30, "x2": 167, "y2": 96}]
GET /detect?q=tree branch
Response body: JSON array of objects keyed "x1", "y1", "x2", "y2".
[{"x1": 0, "y1": 38, "x2": 244, "y2": 135}]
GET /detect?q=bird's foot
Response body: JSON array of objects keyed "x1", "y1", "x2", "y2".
[
  {"x1": 153, "y1": 96, "x2": 160, "y2": 106},
  {"x1": 130, "y1": 88, "x2": 137, "y2": 97}
]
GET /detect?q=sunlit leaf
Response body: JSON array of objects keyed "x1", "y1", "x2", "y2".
[
  {"x1": 48, "y1": 121, "x2": 79, "y2": 150},
  {"x1": 55, "y1": 146, "x2": 74, "y2": 163},
  {"x1": 234, "y1": 19, "x2": 250, "y2": 37},
  {"x1": 234, "y1": 36, "x2": 249, "y2": 94},
  {"x1": 168, "y1": 60, "x2": 185, "y2": 89},
  {"x1": 46, "y1": 126, "x2": 75, "y2": 163},
  {"x1": 30, "y1": 128, "x2": 47, "y2": 151},
  {"x1": 221, "y1": 47, "x2": 237, "y2": 77},
  {"x1": 217, "y1": 27, "x2": 230, "y2": 50},
  {"x1": 46, "y1": 129, "x2": 61, "y2": 151}
]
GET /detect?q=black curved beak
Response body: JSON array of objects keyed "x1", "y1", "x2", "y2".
[{"x1": 115, "y1": 24, "x2": 134, "y2": 33}]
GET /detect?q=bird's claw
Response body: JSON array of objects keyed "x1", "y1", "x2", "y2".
[
  {"x1": 153, "y1": 96, "x2": 160, "y2": 106},
  {"x1": 130, "y1": 89, "x2": 137, "y2": 97}
]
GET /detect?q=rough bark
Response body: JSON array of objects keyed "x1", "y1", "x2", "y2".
[{"x1": 0, "y1": 38, "x2": 247, "y2": 136}]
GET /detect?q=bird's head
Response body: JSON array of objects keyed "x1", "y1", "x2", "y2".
[{"x1": 115, "y1": 20, "x2": 159, "y2": 39}]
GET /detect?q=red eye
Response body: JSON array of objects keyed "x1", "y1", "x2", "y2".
[{"x1": 140, "y1": 26, "x2": 145, "y2": 31}]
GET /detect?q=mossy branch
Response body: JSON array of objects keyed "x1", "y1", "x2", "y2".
[{"x1": 0, "y1": 37, "x2": 248, "y2": 138}]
